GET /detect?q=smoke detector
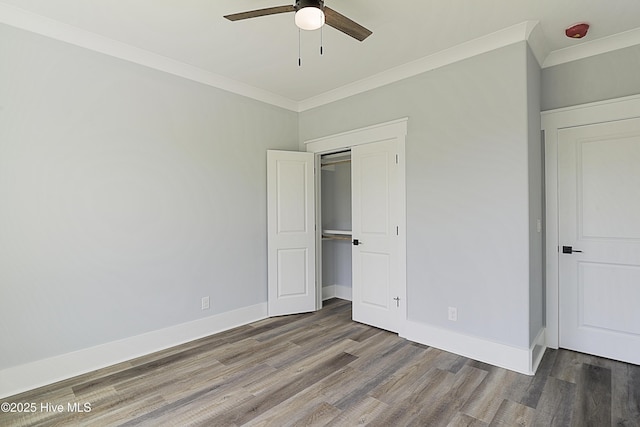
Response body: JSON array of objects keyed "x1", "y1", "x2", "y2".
[{"x1": 565, "y1": 23, "x2": 590, "y2": 39}]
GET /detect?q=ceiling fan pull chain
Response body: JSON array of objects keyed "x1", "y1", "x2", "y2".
[
  {"x1": 320, "y1": 26, "x2": 324, "y2": 55},
  {"x1": 298, "y1": 28, "x2": 302, "y2": 66}
]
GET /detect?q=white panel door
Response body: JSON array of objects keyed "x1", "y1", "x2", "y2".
[
  {"x1": 558, "y1": 117, "x2": 640, "y2": 365},
  {"x1": 267, "y1": 150, "x2": 316, "y2": 316},
  {"x1": 352, "y1": 139, "x2": 400, "y2": 332}
]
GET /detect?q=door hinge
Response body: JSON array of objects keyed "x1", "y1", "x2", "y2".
[
  {"x1": 396, "y1": 226, "x2": 399, "y2": 236},
  {"x1": 395, "y1": 154, "x2": 399, "y2": 164}
]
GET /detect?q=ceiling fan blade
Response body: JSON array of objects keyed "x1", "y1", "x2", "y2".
[
  {"x1": 224, "y1": 5, "x2": 295, "y2": 22},
  {"x1": 324, "y1": 7, "x2": 372, "y2": 41}
]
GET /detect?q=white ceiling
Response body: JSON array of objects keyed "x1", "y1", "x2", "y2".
[{"x1": 2, "y1": 0, "x2": 640, "y2": 109}]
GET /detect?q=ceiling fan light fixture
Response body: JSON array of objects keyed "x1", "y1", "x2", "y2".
[{"x1": 295, "y1": 1, "x2": 325, "y2": 31}]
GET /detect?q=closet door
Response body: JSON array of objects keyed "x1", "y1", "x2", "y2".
[
  {"x1": 267, "y1": 150, "x2": 316, "y2": 316},
  {"x1": 352, "y1": 139, "x2": 400, "y2": 332}
]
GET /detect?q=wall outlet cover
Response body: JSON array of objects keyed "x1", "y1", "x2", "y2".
[{"x1": 448, "y1": 306, "x2": 457, "y2": 321}]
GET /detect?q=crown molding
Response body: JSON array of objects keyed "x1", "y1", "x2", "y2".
[
  {"x1": 0, "y1": 4, "x2": 537, "y2": 113},
  {"x1": 4, "y1": 2, "x2": 639, "y2": 113},
  {"x1": 543, "y1": 26, "x2": 640, "y2": 68},
  {"x1": 298, "y1": 21, "x2": 536, "y2": 111},
  {"x1": 525, "y1": 20, "x2": 550, "y2": 67},
  {"x1": 0, "y1": 3, "x2": 299, "y2": 112}
]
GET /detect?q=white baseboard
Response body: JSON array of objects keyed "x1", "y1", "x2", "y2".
[
  {"x1": 0, "y1": 303, "x2": 547, "y2": 398},
  {"x1": 0, "y1": 303, "x2": 268, "y2": 398},
  {"x1": 402, "y1": 320, "x2": 546, "y2": 376},
  {"x1": 322, "y1": 284, "x2": 352, "y2": 301}
]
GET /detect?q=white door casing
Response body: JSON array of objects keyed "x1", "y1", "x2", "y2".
[
  {"x1": 543, "y1": 94, "x2": 640, "y2": 350},
  {"x1": 557, "y1": 118, "x2": 640, "y2": 365},
  {"x1": 267, "y1": 150, "x2": 316, "y2": 316},
  {"x1": 351, "y1": 139, "x2": 401, "y2": 332},
  {"x1": 305, "y1": 118, "x2": 407, "y2": 335}
]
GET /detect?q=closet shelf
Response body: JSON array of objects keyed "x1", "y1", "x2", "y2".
[
  {"x1": 322, "y1": 235, "x2": 352, "y2": 241},
  {"x1": 322, "y1": 229, "x2": 352, "y2": 241},
  {"x1": 323, "y1": 229, "x2": 351, "y2": 235}
]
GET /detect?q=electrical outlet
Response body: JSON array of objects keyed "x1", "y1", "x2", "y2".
[
  {"x1": 448, "y1": 306, "x2": 457, "y2": 321},
  {"x1": 201, "y1": 296, "x2": 210, "y2": 310}
]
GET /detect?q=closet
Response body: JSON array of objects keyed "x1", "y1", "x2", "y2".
[
  {"x1": 267, "y1": 118, "x2": 407, "y2": 328},
  {"x1": 320, "y1": 151, "x2": 352, "y2": 302}
]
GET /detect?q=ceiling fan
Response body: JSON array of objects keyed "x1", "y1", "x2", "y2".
[{"x1": 224, "y1": 0, "x2": 372, "y2": 42}]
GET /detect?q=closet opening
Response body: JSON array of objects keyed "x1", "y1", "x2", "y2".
[{"x1": 319, "y1": 150, "x2": 353, "y2": 305}]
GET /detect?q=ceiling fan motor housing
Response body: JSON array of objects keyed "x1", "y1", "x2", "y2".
[{"x1": 295, "y1": 0, "x2": 324, "y2": 11}]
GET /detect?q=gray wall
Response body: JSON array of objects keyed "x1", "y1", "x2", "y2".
[
  {"x1": 527, "y1": 46, "x2": 544, "y2": 343},
  {"x1": 321, "y1": 161, "x2": 352, "y2": 289},
  {"x1": 301, "y1": 41, "x2": 539, "y2": 349},
  {"x1": 542, "y1": 44, "x2": 640, "y2": 111},
  {"x1": 0, "y1": 24, "x2": 299, "y2": 369},
  {"x1": 1, "y1": 20, "x2": 557, "y2": 371}
]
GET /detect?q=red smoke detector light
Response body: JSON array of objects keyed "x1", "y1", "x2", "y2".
[{"x1": 565, "y1": 23, "x2": 590, "y2": 39}]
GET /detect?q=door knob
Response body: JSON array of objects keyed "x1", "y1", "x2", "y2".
[
  {"x1": 562, "y1": 245, "x2": 583, "y2": 254},
  {"x1": 353, "y1": 239, "x2": 362, "y2": 246}
]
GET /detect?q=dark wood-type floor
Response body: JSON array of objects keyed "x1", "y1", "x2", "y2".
[{"x1": 2, "y1": 299, "x2": 639, "y2": 426}]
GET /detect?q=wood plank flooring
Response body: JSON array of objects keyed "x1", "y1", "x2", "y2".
[{"x1": 1, "y1": 299, "x2": 639, "y2": 426}]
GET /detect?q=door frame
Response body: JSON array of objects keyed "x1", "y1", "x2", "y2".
[
  {"x1": 303, "y1": 118, "x2": 408, "y2": 332},
  {"x1": 542, "y1": 94, "x2": 640, "y2": 349}
]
